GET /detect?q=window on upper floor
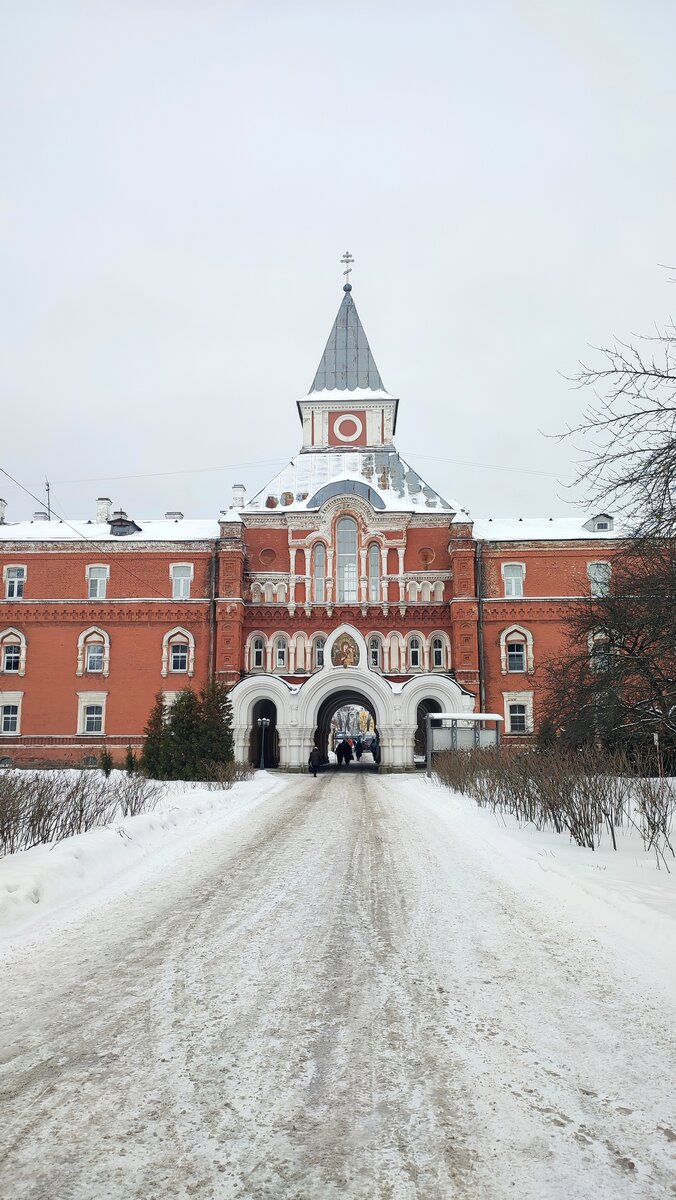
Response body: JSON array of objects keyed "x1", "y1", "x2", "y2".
[
  {"x1": 314, "y1": 636, "x2": 325, "y2": 669},
  {"x1": 369, "y1": 636, "x2": 382, "y2": 670},
  {"x1": 368, "y1": 543, "x2": 380, "y2": 603},
  {"x1": 85, "y1": 642, "x2": 104, "y2": 673},
  {"x1": 507, "y1": 640, "x2": 526, "y2": 673},
  {"x1": 4, "y1": 566, "x2": 26, "y2": 600},
  {"x1": 432, "y1": 636, "x2": 445, "y2": 670},
  {"x1": 588, "y1": 561, "x2": 611, "y2": 598},
  {"x1": 77, "y1": 627, "x2": 110, "y2": 677},
  {"x1": 0, "y1": 629, "x2": 26, "y2": 676},
  {"x1": 171, "y1": 563, "x2": 193, "y2": 600},
  {"x1": 408, "y1": 637, "x2": 421, "y2": 670},
  {"x1": 313, "y1": 543, "x2": 326, "y2": 603},
  {"x1": 252, "y1": 636, "x2": 265, "y2": 670},
  {"x1": 336, "y1": 517, "x2": 358, "y2": 603},
  {"x1": 275, "y1": 637, "x2": 288, "y2": 670},
  {"x1": 161, "y1": 627, "x2": 195, "y2": 677},
  {"x1": 502, "y1": 563, "x2": 524, "y2": 598},
  {"x1": 87, "y1": 565, "x2": 109, "y2": 600}
]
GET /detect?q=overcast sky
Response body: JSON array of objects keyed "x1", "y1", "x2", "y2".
[{"x1": 2, "y1": 0, "x2": 675, "y2": 524}]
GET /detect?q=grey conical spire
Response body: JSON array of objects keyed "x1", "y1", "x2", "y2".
[{"x1": 309, "y1": 287, "x2": 386, "y2": 393}]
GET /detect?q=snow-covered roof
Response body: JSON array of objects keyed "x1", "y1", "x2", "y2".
[
  {"x1": 473, "y1": 517, "x2": 621, "y2": 541},
  {"x1": 243, "y1": 450, "x2": 462, "y2": 515},
  {"x1": 0, "y1": 519, "x2": 221, "y2": 543}
]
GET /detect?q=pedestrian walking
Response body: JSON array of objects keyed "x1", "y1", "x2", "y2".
[
  {"x1": 354, "y1": 737, "x2": 363, "y2": 761},
  {"x1": 344, "y1": 741, "x2": 354, "y2": 767},
  {"x1": 308, "y1": 746, "x2": 321, "y2": 778}
]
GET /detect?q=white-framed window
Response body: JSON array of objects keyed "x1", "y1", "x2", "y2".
[
  {"x1": 432, "y1": 636, "x2": 445, "y2": 670},
  {"x1": 4, "y1": 566, "x2": 26, "y2": 600},
  {"x1": 314, "y1": 636, "x2": 325, "y2": 669},
  {"x1": 408, "y1": 636, "x2": 421, "y2": 670},
  {"x1": 252, "y1": 636, "x2": 265, "y2": 670},
  {"x1": 502, "y1": 562, "x2": 525, "y2": 598},
  {"x1": 507, "y1": 642, "x2": 526, "y2": 672},
  {"x1": 336, "y1": 516, "x2": 358, "y2": 603},
  {"x1": 0, "y1": 692, "x2": 23, "y2": 735},
  {"x1": 499, "y1": 625, "x2": 534, "y2": 675},
  {"x1": 368, "y1": 543, "x2": 381, "y2": 603},
  {"x1": 313, "y1": 543, "x2": 326, "y2": 603},
  {"x1": 588, "y1": 561, "x2": 611, "y2": 598},
  {"x1": 87, "y1": 564, "x2": 109, "y2": 600},
  {"x1": 171, "y1": 563, "x2": 194, "y2": 600},
  {"x1": 275, "y1": 637, "x2": 288, "y2": 670},
  {"x1": 503, "y1": 690, "x2": 534, "y2": 734},
  {"x1": 161, "y1": 627, "x2": 195, "y2": 677},
  {"x1": 369, "y1": 636, "x2": 382, "y2": 670},
  {"x1": 76, "y1": 627, "x2": 110, "y2": 677},
  {"x1": 0, "y1": 628, "x2": 26, "y2": 676},
  {"x1": 77, "y1": 691, "x2": 107, "y2": 735},
  {"x1": 589, "y1": 630, "x2": 611, "y2": 673}
]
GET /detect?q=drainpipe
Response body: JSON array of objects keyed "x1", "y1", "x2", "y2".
[
  {"x1": 475, "y1": 541, "x2": 486, "y2": 712},
  {"x1": 208, "y1": 547, "x2": 218, "y2": 685}
]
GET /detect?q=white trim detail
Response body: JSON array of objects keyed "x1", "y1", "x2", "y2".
[
  {"x1": 76, "y1": 626, "x2": 110, "y2": 677},
  {"x1": 0, "y1": 627, "x2": 27, "y2": 676},
  {"x1": 333, "y1": 413, "x2": 364, "y2": 443},
  {"x1": 161, "y1": 626, "x2": 195, "y2": 677},
  {"x1": 77, "y1": 691, "x2": 108, "y2": 735},
  {"x1": 502, "y1": 690, "x2": 534, "y2": 734},
  {"x1": 0, "y1": 690, "x2": 23, "y2": 736},
  {"x1": 499, "y1": 624, "x2": 534, "y2": 675}
]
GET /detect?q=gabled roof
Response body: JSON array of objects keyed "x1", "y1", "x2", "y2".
[{"x1": 309, "y1": 286, "x2": 386, "y2": 393}]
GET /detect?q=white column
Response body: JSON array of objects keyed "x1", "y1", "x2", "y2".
[
  {"x1": 397, "y1": 547, "x2": 405, "y2": 603},
  {"x1": 289, "y1": 547, "x2": 297, "y2": 605},
  {"x1": 381, "y1": 546, "x2": 389, "y2": 602}
]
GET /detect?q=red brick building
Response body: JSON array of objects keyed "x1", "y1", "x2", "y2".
[{"x1": 0, "y1": 285, "x2": 617, "y2": 768}]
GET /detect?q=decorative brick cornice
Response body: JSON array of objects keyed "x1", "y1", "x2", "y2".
[{"x1": 0, "y1": 603, "x2": 210, "y2": 624}]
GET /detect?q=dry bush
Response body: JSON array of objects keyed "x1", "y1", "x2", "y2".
[
  {"x1": 434, "y1": 746, "x2": 642, "y2": 852},
  {"x1": 0, "y1": 770, "x2": 166, "y2": 857},
  {"x1": 201, "y1": 760, "x2": 254, "y2": 790}
]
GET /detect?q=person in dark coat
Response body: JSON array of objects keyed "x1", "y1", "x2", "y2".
[
  {"x1": 308, "y1": 746, "x2": 321, "y2": 778},
  {"x1": 354, "y1": 738, "x2": 363, "y2": 761},
  {"x1": 343, "y1": 741, "x2": 354, "y2": 767},
  {"x1": 336, "y1": 740, "x2": 345, "y2": 766}
]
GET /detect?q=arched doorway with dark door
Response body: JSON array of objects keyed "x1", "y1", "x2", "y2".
[
  {"x1": 313, "y1": 687, "x2": 380, "y2": 770},
  {"x1": 248, "y1": 697, "x2": 279, "y2": 768},
  {"x1": 415, "y1": 698, "x2": 443, "y2": 765}
]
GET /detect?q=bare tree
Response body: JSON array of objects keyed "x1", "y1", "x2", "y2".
[
  {"x1": 542, "y1": 539, "x2": 676, "y2": 749},
  {"x1": 565, "y1": 323, "x2": 676, "y2": 536}
]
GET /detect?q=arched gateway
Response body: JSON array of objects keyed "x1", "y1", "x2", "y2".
[{"x1": 229, "y1": 626, "x2": 474, "y2": 770}]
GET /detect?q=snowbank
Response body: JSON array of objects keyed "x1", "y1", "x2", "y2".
[{"x1": 0, "y1": 771, "x2": 286, "y2": 952}]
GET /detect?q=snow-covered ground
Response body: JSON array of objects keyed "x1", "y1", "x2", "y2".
[{"x1": 1, "y1": 771, "x2": 675, "y2": 1198}]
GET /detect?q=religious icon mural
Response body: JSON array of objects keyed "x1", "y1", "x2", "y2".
[{"x1": 331, "y1": 633, "x2": 360, "y2": 669}]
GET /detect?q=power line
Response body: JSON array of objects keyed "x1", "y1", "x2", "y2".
[{"x1": 53, "y1": 458, "x2": 287, "y2": 485}]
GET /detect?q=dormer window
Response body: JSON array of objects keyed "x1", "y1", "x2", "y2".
[{"x1": 583, "y1": 513, "x2": 614, "y2": 533}]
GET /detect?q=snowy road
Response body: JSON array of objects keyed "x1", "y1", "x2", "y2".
[{"x1": 1, "y1": 771, "x2": 675, "y2": 1199}]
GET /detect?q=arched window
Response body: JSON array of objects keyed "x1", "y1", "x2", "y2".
[
  {"x1": 76, "y1": 627, "x2": 111, "y2": 677},
  {"x1": 408, "y1": 636, "x2": 421, "y2": 670},
  {"x1": 313, "y1": 543, "x2": 326, "y2": 603},
  {"x1": 432, "y1": 636, "x2": 445, "y2": 669},
  {"x1": 314, "y1": 636, "x2": 326, "y2": 669},
  {"x1": 0, "y1": 628, "x2": 26, "y2": 676},
  {"x1": 499, "y1": 625, "x2": 534, "y2": 675},
  {"x1": 407, "y1": 581, "x2": 418, "y2": 602},
  {"x1": 251, "y1": 584, "x2": 262, "y2": 604},
  {"x1": 252, "y1": 636, "x2": 265, "y2": 670},
  {"x1": 368, "y1": 543, "x2": 380, "y2": 603},
  {"x1": 336, "y1": 516, "x2": 358, "y2": 603},
  {"x1": 275, "y1": 636, "x2": 288, "y2": 670},
  {"x1": 369, "y1": 636, "x2": 382, "y2": 670},
  {"x1": 161, "y1": 627, "x2": 195, "y2": 677}
]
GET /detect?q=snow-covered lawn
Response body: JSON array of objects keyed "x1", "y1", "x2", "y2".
[{"x1": 0, "y1": 770, "x2": 285, "y2": 950}]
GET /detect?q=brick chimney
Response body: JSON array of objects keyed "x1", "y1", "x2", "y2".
[{"x1": 96, "y1": 497, "x2": 112, "y2": 523}]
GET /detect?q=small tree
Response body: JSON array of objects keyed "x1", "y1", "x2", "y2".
[
  {"x1": 141, "y1": 693, "x2": 167, "y2": 779},
  {"x1": 198, "y1": 682, "x2": 234, "y2": 771},
  {"x1": 125, "y1": 745, "x2": 137, "y2": 775},
  {"x1": 99, "y1": 748, "x2": 114, "y2": 777},
  {"x1": 163, "y1": 689, "x2": 203, "y2": 780}
]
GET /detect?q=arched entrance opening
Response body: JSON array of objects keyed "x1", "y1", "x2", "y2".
[
  {"x1": 415, "y1": 698, "x2": 443, "y2": 763},
  {"x1": 313, "y1": 688, "x2": 379, "y2": 769},
  {"x1": 248, "y1": 698, "x2": 279, "y2": 768}
]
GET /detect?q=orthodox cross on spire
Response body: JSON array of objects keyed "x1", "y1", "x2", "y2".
[{"x1": 340, "y1": 250, "x2": 354, "y2": 291}]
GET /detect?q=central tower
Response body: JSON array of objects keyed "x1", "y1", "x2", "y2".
[{"x1": 297, "y1": 283, "x2": 399, "y2": 452}]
